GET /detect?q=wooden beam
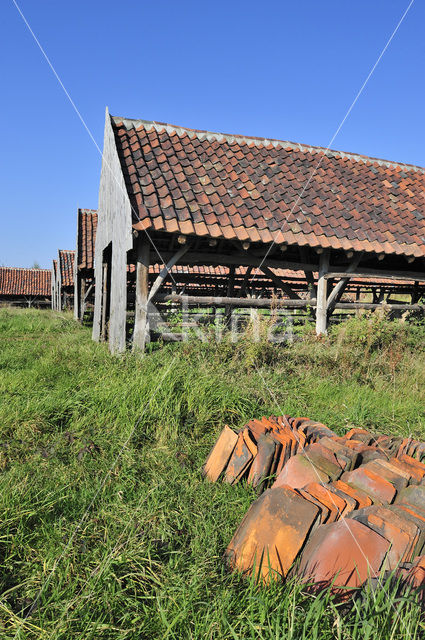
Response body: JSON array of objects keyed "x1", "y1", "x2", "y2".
[
  {"x1": 229, "y1": 243, "x2": 302, "y2": 298},
  {"x1": 152, "y1": 331, "x2": 184, "y2": 342},
  {"x1": 377, "y1": 288, "x2": 385, "y2": 304},
  {"x1": 412, "y1": 281, "x2": 420, "y2": 304},
  {"x1": 154, "y1": 293, "x2": 315, "y2": 308},
  {"x1": 258, "y1": 265, "x2": 301, "y2": 299},
  {"x1": 303, "y1": 269, "x2": 317, "y2": 321},
  {"x1": 327, "y1": 252, "x2": 364, "y2": 314},
  {"x1": 74, "y1": 272, "x2": 81, "y2": 320},
  {"x1": 239, "y1": 266, "x2": 253, "y2": 297},
  {"x1": 333, "y1": 302, "x2": 424, "y2": 311},
  {"x1": 316, "y1": 251, "x2": 329, "y2": 335},
  {"x1": 299, "y1": 248, "x2": 316, "y2": 300},
  {"x1": 304, "y1": 270, "x2": 316, "y2": 297},
  {"x1": 133, "y1": 238, "x2": 150, "y2": 352},
  {"x1": 79, "y1": 277, "x2": 86, "y2": 323},
  {"x1": 152, "y1": 293, "x2": 424, "y2": 313},
  {"x1": 84, "y1": 282, "x2": 94, "y2": 302},
  {"x1": 148, "y1": 243, "x2": 191, "y2": 302},
  {"x1": 225, "y1": 265, "x2": 236, "y2": 325},
  {"x1": 325, "y1": 269, "x2": 425, "y2": 283}
]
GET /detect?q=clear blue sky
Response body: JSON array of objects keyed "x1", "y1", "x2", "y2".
[{"x1": 0, "y1": 1, "x2": 423, "y2": 268}]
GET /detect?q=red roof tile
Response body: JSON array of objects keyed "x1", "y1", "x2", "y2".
[
  {"x1": 112, "y1": 116, "x2": 425, "y2": 258},
  {"x1": 0, "y1": 267, "x2": 51, "y2": 297},
  {"x1": 58, "y1": 250, "x2": 75, "y2": 287},
  {"x1": 149, "y1": 264, "x2": 305, "y2": 281},
  {"x1": 145, "y1": 264, "x2": 418, "y2": 288},
  {"x1": 77, "y1": 209, "x2": 97, "y2": 270}
]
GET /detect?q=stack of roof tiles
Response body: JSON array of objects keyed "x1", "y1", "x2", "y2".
[
  {"x1": 112, "y1": 115, "x2": 425, "y2": 259},
  {"x1": 58, "y1": 250, "x2": 75, "y2": 287},
  {"x1": 204, "y1": 417, "x2": 425, "y2": 601},
  {"x1": 0, "y1": 267, "x2": 51, "y2": 297}
]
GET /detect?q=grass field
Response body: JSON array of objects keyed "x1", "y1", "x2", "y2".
[{"x1": 0, "y1": 307, "x2": 425, "y2": 639}]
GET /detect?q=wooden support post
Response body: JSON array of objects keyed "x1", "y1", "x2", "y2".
[
  {"x1": 239, "y1": 266, "x2": 253, "y2": 297},
  {"x1": 299, "y1": 248, "x2": 316, "y2": 300},
  {"x1": 412, "y1": 281, "x2": 420, "y2": 304},
  {"x1": 259, "y1": 265, "x2": 301, "y2": 299},
  {"x1": 305, "y1": 271, "x2": 316, "y2": 299},
  {"x1": 148, "y1": 243, "x2": 191, "y2": 302},
  {"x1": 133, "y1": 237, "x2": 150, "y2": 352},
  {"x1": 316, "y1": 251, "x2": 329, "y2": 335},
  {"x1": 80, "y1": 277, "x2": 86, "y2": 323},
  {"x1": 326, "y1": 252, "x2": 364, "y2": 315},
  {"x1": 84, "y1": 282, "x2": 94, "y2": 303},
  {"x1": 100, "y1": 263, "x2": 108, "y2": 342},
  {"x1": 225, "y1": 265, "x2": 235, "y2": 326}
]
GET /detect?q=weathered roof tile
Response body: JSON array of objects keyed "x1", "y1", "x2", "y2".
[
  {"x1": 58, "y1": 249, "x2": 75, "y2": 287},
  {"x1": 77, "y1": 209, "x2": 98, "y2": 271},
  {"x1": 0, "y1": 267, "x2": 51, "y2": 297},
  {"x1": 112, "y1": 116, "x2": 425, "y2": 258}
]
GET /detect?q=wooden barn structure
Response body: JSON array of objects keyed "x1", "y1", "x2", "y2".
[
  {"x1": 51, "y1": 249, "x2": 75, "y2": 311},
  {"x1": 93, "y1": 109, "x2": 425, "y2": 354},
  {"x1": 51, "y1": 260, "x2": 59, "y2": 310},
  {"x1": 0, "y1": 267, "x2": 51, "y2": 307},
  {"x1": 74, "y1": 208, "x2": 98, "y2": 321}
]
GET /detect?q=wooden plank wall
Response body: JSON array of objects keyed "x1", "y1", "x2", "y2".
[{"x1": 92, "y1": 108, "x2": 133, "y2": 353}]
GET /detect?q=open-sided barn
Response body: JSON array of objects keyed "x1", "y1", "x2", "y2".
[
  {"x1": 71, "y1": 205, "x2": 312, "y2": 325},
  {"x1": 51, "y1": 249, "x2": 75, "y2": 311},
  {"x1": 51, "y1": 260, "x2": 58, "y2": 310},
  {"x1": 93, "y1": 109, "x2": 425, "y2": 353},
  {"x1": 74, "y1": 208, "x2": 98, "y2": 321},
  {"x1": 0, "y1": 267, "x2": 51, "y2": 307}
]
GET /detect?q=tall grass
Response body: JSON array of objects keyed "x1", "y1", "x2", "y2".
[{"x1": 0, "y1": 307, "x2": 424, "y2": 638}]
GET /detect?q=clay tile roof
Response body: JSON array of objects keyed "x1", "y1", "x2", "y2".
[
  {"x1": 148, "y1": 264, "x2": 307, "y2": 282},
  {"x1": 77, "y1": 209, "x2": 98, "y2": 270},
  {"x1": 111, "y1": 115, "x2": 425, "y2": 259},
  {"x1": 0, "y1": 267, "x2": 51, "y2": 296},
  {"x1": 58, "y1": 250, "x2": 75, "y2": 287}
]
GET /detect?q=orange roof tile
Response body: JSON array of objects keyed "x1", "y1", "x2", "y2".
[
  {"x1": 0, "y1": 267, "x2": 51, "y2": 297},
  {"x1": 58, "y1": 250, "x2": 75, "y2": 287},
  {"x1": 77, "y1": 209, "x2": 97, "y2": 270},
  {"x1": 111, "y1": 116, "x2": 425, "y2": 259}
]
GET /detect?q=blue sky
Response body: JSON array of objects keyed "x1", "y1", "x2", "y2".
[{"x1": 0, "y1": 1, "x2": 423, "y2": 268}]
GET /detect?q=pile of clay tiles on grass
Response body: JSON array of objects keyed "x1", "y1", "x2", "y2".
[{"x1": 203, "y1": 416, "x2": 425, "y2": 602}]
